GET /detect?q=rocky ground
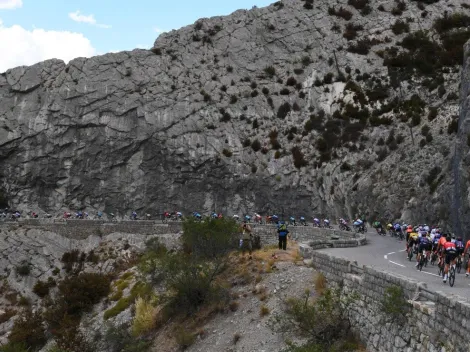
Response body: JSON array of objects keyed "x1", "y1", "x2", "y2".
[{"x1": 185, "y1": 245, "x2": 316, "y2": 352}]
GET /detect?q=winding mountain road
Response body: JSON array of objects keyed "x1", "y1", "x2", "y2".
[{"x1": 319, "y1": 230, "x2": 470, "y2": 300}]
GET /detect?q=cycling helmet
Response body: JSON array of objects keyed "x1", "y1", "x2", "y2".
[{"x1": 457, "y1": 236, "x2": 463, "y2": 241}]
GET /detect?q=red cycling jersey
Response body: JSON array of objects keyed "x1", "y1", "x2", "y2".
[{"x1": 444, "y1": 241, "x2": 456, "y2": 252}]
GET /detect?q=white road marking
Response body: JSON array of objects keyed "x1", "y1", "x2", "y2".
[
  {"x1": 418, "y1": 270, "x2": 442, "y2": 278},
  {"x1": 389, "y1": 260, "x2": 405, "y2": 267}
]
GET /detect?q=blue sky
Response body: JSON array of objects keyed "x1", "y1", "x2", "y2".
[{"x1": 0, "y1": 0, "x2": 274, "y2": 71}]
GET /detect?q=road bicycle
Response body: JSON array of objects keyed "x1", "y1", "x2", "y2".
[
  {"x1": 407, "y1": 246, "x2": 414, "y2": 261},
  {"x1": 456, "y1": 255, "x2": 463, "y2": 274},
  {"x1": 430, "y1": 251, "x2": 438, "y2": 266},
  {"x1": 449, "y1": 263, "x2": 456, "y2": 287},
  {"x1": 438, "y1": 256, "x2": 444, "y2": 277},
  {"x1": 417, "y1": 250, "x2": 428, "y2": 271}
]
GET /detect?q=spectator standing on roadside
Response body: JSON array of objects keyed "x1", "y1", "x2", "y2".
[
  {"x1": 240, "y1": 221, "x2": 253, "y2": 258},
  {"x1": 278, "y1": 221, "x2": 289, "y2": 250}
]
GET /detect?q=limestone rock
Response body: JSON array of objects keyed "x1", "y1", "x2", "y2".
[{"x1": 0, "y1": 0, "x2": 468, "y2": 226}]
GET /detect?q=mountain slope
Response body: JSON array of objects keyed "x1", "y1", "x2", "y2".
[{"x1": 1, "y1": 0, "x2": 469, "y2": 223}]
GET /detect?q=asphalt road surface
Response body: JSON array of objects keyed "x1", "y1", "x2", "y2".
[{"x1": 319, "y1": 230, "x2": 470, "y2": 300}]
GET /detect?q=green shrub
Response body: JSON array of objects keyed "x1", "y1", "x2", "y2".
[
  {"x1": 323, "y1": 73, "x2": 334, "y2": 84},
  {"x1": 174, "y1": 328, "x2": 196, "y2": 350},
  {"x1": 328, "y1": 6, "x2": 353, "y2": 21},
  {"x1": 347, "y1": 0, "x2": 369, "y2": 10},
  {"x1": 222, "y1": 149, "x2": 233, "y2": 157},
  {"x1": 264, "y1": 66, "x2": 276, "y2": 77},
  {"x1": 33, "y1": 278, "x2": 56, "y2": 297},
  {"x1": 15, "y1": 262, "x2": 31, "y2": 276},
  {"x1": 270, "y1": 288, "x2": 357, "y2": 350},
  {"x1": 182, "y1": 217, "x2": 238, "y2": 260},
  {"x1": 8, "y1": 309, "x2": 46, "y2": 350},
  {"x1": 277, "y1": 102, "x2": 291, "y2": 119},
  {"x1": 433, "y1": 13, "x2": 470, "y2": 33},
  {"x1": 251, "y1": 139, "x2": 262, "y2": 152},
  {"x1": 447, "y1": 119, "x2": 458, "y2": 134},
  {"x1": 376, "y1": 148, "x2": 388, "y2": 162},
  {"x1": 104, "y1": 297, "x2": 132, "y2": 320},
  {"x1": 286, "y1": 77, "x2": 297, "y2": 86},
  {"x1": 391, "y1": 20, "x2": 410, "y2": 35},
  {"x1": 340, "y1": 162, "x2": 352, "y2": 172},
  {"x1": 0, "y1": 343, "x2": 28, "y2": 352},
  {"x1": 291, "y1": 146, "x2": 307, "y2": 168},
  {"x1": 105, "y1": 324, "x2": 152, "y2": 352},
  {"x1": 230, "y1": 95, "x2": 237, "y2": 104},
  {"x1": 381, "y1": 286, "x2": 410, "y2": 323},
  {"x1": 343, "y1": 23, "x2": 363, "y2": 41},
  {"x1": 428, "y1": 107, "x2": 438, "y2": 121},
  {"x1": 391, "y1": 1, "x2": 406, "y2": 16}
]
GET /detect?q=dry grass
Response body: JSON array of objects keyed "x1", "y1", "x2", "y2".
[
  {"x1": 260, "y1": 304, "x2": 270, "y2": 317},
  {"x1": 233, "y1": 332, "x2": 241, "y2": 344},
  {"x1": 132, "y1": 297, "x2": 158, "y2": 337},
  {"x1": 314, "y1": 272, "x2": 327, "y2": 295},
  {"x1": 229, "y1": 301, "x2": 239, "y2": 312}
]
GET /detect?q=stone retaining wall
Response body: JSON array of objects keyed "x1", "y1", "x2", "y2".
[
  {"x1": 299, "y1": 245, "x2": 470, "y2": 352},
  {"x1": 0, "y1": 220, "x2": 364, "y2": 246}
]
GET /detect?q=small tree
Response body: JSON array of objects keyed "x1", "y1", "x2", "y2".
[
  {"x1": 270, "y1": 287, "x2": 358, "y2": 351},
  {"x1": 182, "y1": 217, "x2": 238, "y2": 260}
]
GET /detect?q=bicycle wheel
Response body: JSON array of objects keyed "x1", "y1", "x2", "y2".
[
  {"x1": 457, "y1": 259, "x2": 462, "y2": 274},
  {"x1": 438, "y1": 262, "x2": 443, "y2": 277},
  {"x1": 408, "y1": 249, "x2": 413, "y2": 261},
  {"x1": 449, "y1": 267, "x2": 455, "y2": 287}
]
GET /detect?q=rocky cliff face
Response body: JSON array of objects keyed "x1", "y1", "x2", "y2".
[
  {"x1": 1, "y1": 0, "x2": 469, "y2": 223},
  {"x1": 452, "y1": 40, "x2": 470, "y2": 234}
]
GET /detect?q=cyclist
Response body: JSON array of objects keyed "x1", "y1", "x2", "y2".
[
  {"x1": 455, "y1": 236, "x2": 465, "y2": 269},
  {"x1": 233, "y1": 214, "x2": 240, "y2": 221},
  {"x1": 437, "y1": 233, "x2": 448, "y2": 268},
  {"x1": 271, "y1": 215, "x2": 279, "y2": 224},
  {"x1": 431, "y1": 230, "x2": 441, "y2": 253},
  {"x1": 416, "y1": 233, "x2": 432, "y2": 268},
  {"x1": 131, "y1": 211, "x2": 137, "y2": 220},
  {"x1": 443, "y1": 234, "x2": 458, "y2": 283},
  {"x1": 244, "y1": 214, "x2": 251, "y2": 223},
  {"x1": 289, "y1": 216, "x2": 296, "y2": 226},
  {"x1": 323, "y1": 218, "x2": 331, "y2": 228},
  {"x1": 373, "y1": 221, "x2": 382, "y2": 235},
  {"x1": 407, "y1": 231, "x2": 419, "y2": 254},
  {"x1": 299, "y1": 216, "x2": 307, "y2": 226},
  {"x1": 464, "y1": 237, "x2": 470, "y2": 277},
  {"x1": 394, "y1": 223, "x2": 403, "y2": 238},
  {"x1": 313, "y1": 217, "x2": 320, "y2": 227}
]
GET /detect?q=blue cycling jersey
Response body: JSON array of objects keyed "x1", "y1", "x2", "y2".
[
  {"x1": 456, "y1": 240, "x2": 464, "y2": 249},
  {"x1": 419, "y1": 237, "x2": 430, "y2": 245}
]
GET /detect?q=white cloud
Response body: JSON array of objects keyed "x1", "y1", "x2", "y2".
[
  {"x1": 0, "y1": 21, "x2": 96, "y2": 72},
  {"x1": 0, "y1": 0, "x2": 22, "y2": 10},
  {"x1": 69, "y1": 10, "x2": 111, "y2": 29},
  {"x1": 153, "y1": 27, "x2": 167, "y2": 34}
]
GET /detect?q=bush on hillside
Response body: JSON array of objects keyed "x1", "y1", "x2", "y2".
[
  {"x1": 8, "y1": 309, "x2": 46, "y2": 351},
  {"x1": 182, "y1": 217, "x2": 238, "y2": 260},
  {"x1": 270, "y1": 288, "x2": 358, "y2": 351}
]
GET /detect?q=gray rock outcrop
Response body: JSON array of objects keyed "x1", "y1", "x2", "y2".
[
  {"x1": 452, "y1": 39, "x2": 470, "y2": 234},
  {"x1": 1, "y1": 0, "x2": 469, "y2": 224}
]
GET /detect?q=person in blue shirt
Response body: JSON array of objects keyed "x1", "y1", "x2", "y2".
[
  {"x1": 416, "y1": 233, "x2": 432, "y2": 267},
  {"x1": 277, "y1": 221, "x2": 289, "y2": 250}
]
